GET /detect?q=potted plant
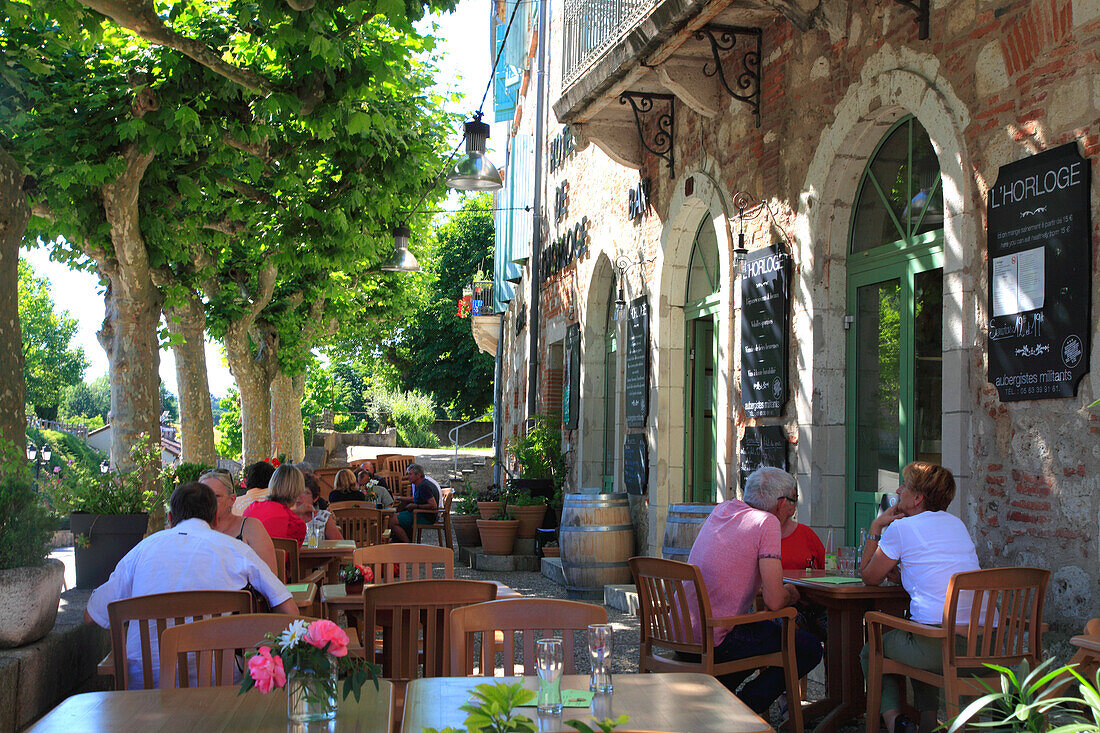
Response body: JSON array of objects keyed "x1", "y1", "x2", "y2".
[
  {"x1": 0, "y1": 440, "x2": 64, "y2": 648},
  {"x1": 337, "y1": 562, "x2": 372, "y2": 595},
  {"x1": 476, "y1": 503, "x2": 520, "y2": 556},
  {"x1": 508, "y1": 488, "x2": 547, "y2": 539},
  {"x1": 476, "y1": 484, "x2": 503, "y2": 520},
  {"x1": 44, "y1": 435, "x2": 169, "y2": 588},
  {"x1": 540, "y1": 540, "x2": 560, "y2": 559},
  {"x1": 506, "y1": 415, "x2": 565, "y2": 505},
  {"x1": 452, "y1": 481, "x2": 482, "y2": 548}
]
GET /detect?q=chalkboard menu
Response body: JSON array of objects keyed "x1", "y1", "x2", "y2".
[
  {"x1": 623, "y1": 433, "x2": 648, "y2": 495},
  {"x1": 624, "y1": 296, "x2": 649, "y2": 428},
  {"x1": 741, "y1": 245, "x2": 790, "y2": 417},
  {"x1": 987, "y1": 143, "x2": 1092, "y2": 401},
  {"x1": 563, "y1": 323, "x2": 580, "y2": 429},
  {"x1": 738, "y1": 425, "x2": 788, "y2": 490}
]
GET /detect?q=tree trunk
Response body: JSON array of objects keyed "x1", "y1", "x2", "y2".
[
  {"x1": 270, "y1": 370, "x2": 305, "y2": 462},
  {"x1": 165, "y1": 293, "x2": 215, "y2": 465},
  {"x1": 0, "y1": 147, "x2": 28, "y2": 455},
  {"x1": 224, "y1": 324, "x2": 274, "y2": 465},
  {"x1": 97, "y1": 146, "x2": 162, "y2": 471}
]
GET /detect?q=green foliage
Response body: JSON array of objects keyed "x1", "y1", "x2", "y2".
[
  {"x1": 169, "y1": 462, "x2": 214, "y2": 486},
  {"x1": 424, "y1": 681, "x2": 537, "y2": 733},
  {"x1": 216, "y1": 388, "x2": 242, "y2": 460},
  {"x1": 43, "y1": 435, "x2": 169, "y2": 517},
  {"x1": 59, "y1": 376, "x2": 111, "y2": 422},
  {"x1": 564, "y1": 716, "x2": 631, "y2": 733},
  {"x1": 945, "y1": 659, "x2": 1100, "y2": 733},
  {"x1": 25, "y1": 426, "x2": 108, "y2": 480},
  {"x1": 160, "y1": 382, "x2": 179, "y2": 423},
  {"x1": 507, "y1": 417, "x2": 565, "y2": 486},
  {"x1": 369, "y1": 389, "x2": 440, "y2": 447},
  {"x1": 508, "y1": 488, "x2": 546, "y2": 507},
  {"x1": 0, "y1": 440, "x2": 55, "y2": 570},
  {"x1": 18, "y1": 258, "x2": 87, "y2": 417},
  {"x1": 454, "y1": 478, "x2": 479, "y2": 515}
]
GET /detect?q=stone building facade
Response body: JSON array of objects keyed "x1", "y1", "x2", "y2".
[{"x1": 487, "y1": 0, "x2": 1099, "y2": 627}]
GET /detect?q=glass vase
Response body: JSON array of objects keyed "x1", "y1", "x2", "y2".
[{"x1": 286, "y1": 663, "x2": 339, "y2": 723}]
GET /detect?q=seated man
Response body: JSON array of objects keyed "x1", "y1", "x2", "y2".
[
  {"x1": 387, "y1": 463, "x2": 440, "y2": 543},
  {"x1": 85, "y1": 482, "x2": 298, "y2": 689},
  {"x1": 687, "y1": 466, "x2": 823, "y2": 714},
  {"x1": 357, "y1": 469, "x2": 394, "y2": 508}
]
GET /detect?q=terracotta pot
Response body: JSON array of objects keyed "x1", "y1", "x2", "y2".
[
  {"x1": 477, "y1": 501, "x2": 502, "y2": 520},
  {"x1": 476, "y1": 519, "x2": 520, "y2": 556},
  {"x1": 0, "y1": 558, "x2": 64, "y2": 648},
  {"x1": 541, "y1": 546, "x2": 560, "y2": 558},
  {"x1": 452, "y1": 514, "x2": 481, "y2": 547},
  {"x1": 511, "y1": 505, "x2": 547, "y2": 539},
  {"x1": 344, "y1": 581, "x2": 363, "y2": 596}
]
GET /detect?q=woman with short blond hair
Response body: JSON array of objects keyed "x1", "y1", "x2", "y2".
[
  {"x1": 243, "y1": 465, "x2": 307, "y2": 544},
  {"x1": 328, "y1": 468, "x2": 367, "y2": 504}
]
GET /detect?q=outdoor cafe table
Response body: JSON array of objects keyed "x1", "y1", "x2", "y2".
[
  {"x1": 400, "y1": 673, "x2": 774, "y2": 733},
  {"x1": 29, "y1": 680, "x2": 394, "y2": 732},
  {"x1": 299, "y1": 538, "x2": 358, "y2": 581},
  {"x1": 782, "y1": 569, "x2": 909, "y2": 733},
  {"x1": 321, "y1": 580, "x2": 522, "y2": 625}
]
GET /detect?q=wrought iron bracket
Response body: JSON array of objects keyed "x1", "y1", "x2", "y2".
[
  {"x1": 893, "y1": 0, "x2": 929, "y2": 39},
  {"x1": 693, "y1": 25, "x2": 762, "y2": 127},
  {"x1": 619, "y1": 92, "x2": 676, "y2": 179}
]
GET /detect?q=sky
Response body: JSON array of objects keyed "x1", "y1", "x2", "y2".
[{"x1": 19, "y1": 0, "x2": 493, "y2": 400}]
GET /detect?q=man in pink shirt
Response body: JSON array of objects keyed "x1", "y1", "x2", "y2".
[{"x1": 687, "y1": 467, "x2": 823, "y2": 713}]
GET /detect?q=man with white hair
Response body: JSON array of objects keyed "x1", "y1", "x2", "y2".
[{"x1": 687, "y1": 466, "x2": 823, "y2": 714}]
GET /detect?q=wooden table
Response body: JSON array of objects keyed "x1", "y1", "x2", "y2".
[
  {"x1": 29, "y1": 681, "x2": 393, "y2": 732},
  {"x1": 783, "y1": 570, "x2": 909, "y2": 733},
  {"x1": 287, "y1": 582, "x2": 319, "y2": 615},
  {"x1": 320, "y1": 580, "x2": 522, "y2": 623},
  {"x1": 299, "y1": 539, "x2": 358, "y2": 581},
  {"x1": 401, "y1": 673, "x2": 773, "y2": 733}
]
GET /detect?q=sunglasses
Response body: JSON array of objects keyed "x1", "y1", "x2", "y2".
[{"x1": 782, "y1": 494, "x2": 799, "y2": 504}]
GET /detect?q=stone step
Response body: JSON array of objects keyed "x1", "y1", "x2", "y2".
[
  {"x1": 604, "y1": 584, "x2": 639, "y2": 615},
  {"x1": 459, "y1": 545, "x2": 540, "y2": 572},
  {"x1": 541, "y1": 556, "x2": 565, "y2": 585}
]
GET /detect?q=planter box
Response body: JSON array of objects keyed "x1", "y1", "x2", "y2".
[{"x1": 70, "y1": 512, "x2": 149, "y2": 589}]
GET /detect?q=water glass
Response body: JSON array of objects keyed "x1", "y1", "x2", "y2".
[
  {"x1": 838, "y1": 546, "x2": 858, "y2": 576},
  {"x1": 587, "y1": 624, "x2": 613, "y2": 693},
  {"x1": 535, "y1": 638, "x2": 563, "y2": 714}
]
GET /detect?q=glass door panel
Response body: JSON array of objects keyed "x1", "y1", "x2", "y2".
[
  {"x1": 689, "y1": 317, "x2": 716, "y2": 502},
  {"x1": 602, "y1": 333, "x2": 616, "y2": 492},
  {"x1": 913, "y1": 269, "x2": 943, "y2": 465}
]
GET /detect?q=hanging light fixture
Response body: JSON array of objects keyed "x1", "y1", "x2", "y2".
[
  {"x1": 733, "y1": 193, "x2": 751, "y2": 273},
  {"x1": 380, "y1": 226, "x2": 421, "y2": 272},
  {"x1": 444, "y1": 112, "x2": 503, "y2": 191}
]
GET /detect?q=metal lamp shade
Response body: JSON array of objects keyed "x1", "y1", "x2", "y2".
[
  {"x1": 381, "y1": 226, "x2": 420, "y2": 272},
  {"x1": 445, "y1": 118, "x2": 503, "y2": 191}
]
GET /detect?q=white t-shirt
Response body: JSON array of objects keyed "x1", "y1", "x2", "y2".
[
  {"x1": 878, "y1": 510, "x2": 980, "y2": 625},
  {"x1": 86, "y1": 518, "x2": 292, "y2": 689}
]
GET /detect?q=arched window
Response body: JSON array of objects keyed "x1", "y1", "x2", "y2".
[{"x1": 686, "y1": 215, "x2": 720, "y2": 303}]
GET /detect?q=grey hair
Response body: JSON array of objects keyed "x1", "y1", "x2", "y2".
[
  {"x1": 407, "y1": 463, "x2": 424, "y2": 476},
  {"x1": 742, "y1": 467, "x2": 796, "y2": 512},
  {"x1": 198, "y1": 470, "x2": 234, "y2": 494}
]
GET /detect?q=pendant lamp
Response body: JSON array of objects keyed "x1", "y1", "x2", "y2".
[
  {"x1": 381, "y1": 226, "x2": 421, "y2": 272},
  {"x1": 445, "y1": 112, "x2": 503, "y2": 191}
]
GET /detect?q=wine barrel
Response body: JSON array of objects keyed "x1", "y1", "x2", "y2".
[
  {"x1": 559, "y1": 493, "x2": 634, "y2": 599},
  {"x1": 661, "y1": 503, "x2": 717, "y2": 561}
]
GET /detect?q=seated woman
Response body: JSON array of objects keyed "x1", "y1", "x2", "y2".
[
  {"x1": 293, "y1": 472, "x2": 342, "y2": 540},
  {"x1": 199, "y1": 469, "x2": 278, "y2": 573},
  {"x1": 778, "y1": 497, "x2": 827, "y2": 643},
  {"x1": 859, "y1": 462, "x2": 980, "y2": 733},
  {"x1": 243, "y1": 465, "x2": 307, "y2": 544},
  {"x1": 356, "y1": 469, "x2": 395, "y2": 508},
  {"x1": 298, "y1": 468, "x2": 329, "y2": 511},
  {"x1": 232, "y1": 460, "x2": 276, "y2": 516},
  {"x1": 327, "y1": 468, "x2": 367, "y2": 504}
]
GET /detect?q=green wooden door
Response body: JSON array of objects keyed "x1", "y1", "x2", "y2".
[{"x1": 688, "y1": 316, "x2": 717, "y2": 502}]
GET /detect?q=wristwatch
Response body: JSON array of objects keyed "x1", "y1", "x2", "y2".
[{"x1": 866, "y1": 532, "x2": 882, "y2": 541}]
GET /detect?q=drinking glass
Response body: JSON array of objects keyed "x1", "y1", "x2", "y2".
[
  {"x1": 587, "y1": 624, "x2": 613, "y2": 693},
  {"x1": 535, "y1": 638, "x2": 563, "y2": 714},
  {"x1": 838, "y1": 546, "x2": 858, "y2": 576}
]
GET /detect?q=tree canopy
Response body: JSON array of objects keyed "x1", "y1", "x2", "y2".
[{"x1": 18, "y1": 258, "x2": 87, "y2": 418}]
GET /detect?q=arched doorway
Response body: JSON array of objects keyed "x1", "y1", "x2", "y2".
[
  {"x1": 602, "y1": 280, "x2": 618, "y2": 491},
  {"x1": 845, "y1": 116, "x2": 945, "y2": 539},
  {"x1": 685, "y1": 214, "x2": 721, "y2": 502},
  {"x1": 579, "y1": 256, "x2": 616, "y2": 491}
]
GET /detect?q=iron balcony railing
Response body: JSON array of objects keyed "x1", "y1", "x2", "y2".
[{"x1": 561, "y1": 0, "x2": 658, "y2": 87}]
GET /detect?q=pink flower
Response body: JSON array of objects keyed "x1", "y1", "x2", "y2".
[
  {"x1": 303, "y1": 619, "x2": 349, "y2": 657},
  {"x1": 247, "y1": 646, "x2": 286, "y2": 693},
  {"x1": 53, "y1": 466, "x2": 61, "y2": 474}
]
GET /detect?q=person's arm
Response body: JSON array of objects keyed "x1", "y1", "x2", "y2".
[
  {"x1": 860, "y1": 506, "x2": 902, "y2": 585},
  {"x1": 242, "y1": 517, "x2": 279, "y2": 574},
  {"x1": 324, "y1": 516, "x2": 343, "y2": 540},
  {"x1": 759, "y1": 556, "x2": 800, "y2": 610},
  {"x1": 272, "y1": 597, "x2": 300, "y2": 615}
]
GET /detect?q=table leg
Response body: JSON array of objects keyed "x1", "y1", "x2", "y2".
[{"x1": 808, "y1": 605, "x2": 867, "y2": 733}]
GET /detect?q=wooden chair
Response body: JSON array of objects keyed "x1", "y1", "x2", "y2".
[
  {"x1": 334, "y1": 506, "x2": 384, "y2": 547},
  {"x1": 352, "y1": 543, "x2": 454, "y2": 583},
  {"x1": 382, "y1": 455, "x2": 415, "y2": 496},
  {"x1": 629, "y1": 556, "x2": 804, "y2": 733},
  {"x1": 105, "y1": 590, "x2": 253, "y2": 690},
  {"x1": 327, "y1": 500, "x2": 372, "y2": 511},
  {"x1": 413, "y1": 487, "x2": 453, "y2": 549},
  {"x1": 271, "y1": 537, "x2": 327, "y2": 585},
  {"x1": 1069, "y1": 617, "x2": 1100, "y2": 681},
  {"x1": 448, "y1": 598, "x2": 607, "y2": 676},
  {"x1": 274, "y1": 549, "x2": 287, "y2": 583},
  {"x1": 158, "y1": 613, "x2": 317, "y2": 688},
  {"x1": 865, "y1": 566, "x2": 1050, "y2": 732},
  {"x1": 314, "y1": 467, "x2": 342, "y2": 501}
]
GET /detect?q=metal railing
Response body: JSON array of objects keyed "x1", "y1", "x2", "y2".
[
  {"x1": 561, "y1": 0, "x2": 658, "y2": 86},
  {"x1": 25, "y1": 416, "x2": 90, "y2": 439},
  {"x1": 449, "y1": 417, "x2": 494, "y2": 480}
]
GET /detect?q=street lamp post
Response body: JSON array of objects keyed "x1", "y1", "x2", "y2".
[{"x1": 26, "y1": 443, "x2": 52, "y2": 488}]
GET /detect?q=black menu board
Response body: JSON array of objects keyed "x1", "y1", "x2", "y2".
[
  {"x1": 741, "y1": 245, "x2": 790, "y2": 417},
  {"x1": 987, "y1": 142, "x2": 1091, "y2": 401},
  {"x1": 738, "y1": 425, "x2": 788, "y2": 490},
  {"x1": 624, "y1": 296, "x2": 649, "y2": 428},
  {"x1": 563, "y1": 323, "x2": 580, "y2": 429},
  {"x1": 623, "y1": 433, "x2": 648, "y2": 495}
]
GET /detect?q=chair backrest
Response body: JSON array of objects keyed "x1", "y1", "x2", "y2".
[
  {"x1": 106, "y1": 590, "x2": 253, "y2": 690},
  {"x1": 384, "y1": 456, "x2": 415, "y2": 493},
  {"x1": 270, "y1": 537, "x2": 302, "y2": 582},
  {"x1": 158, "y1": 613, "x2": 316, "y2": 688},
  {"x1": 314, "y1": 468, "x2": 342, "y2": 501},
  {"x1": 334, "y1": 507, "x2": 383, "y2": 547},
  {"x1": 629, "y1": 556, "x2": 712, "y2": 662},
  {"x1": 942, "y1": 567, "x2": 1050, "y2": 672},
  {"x1": 363, "y1": 580, "x2": 498, "y2": 682},
  {"x1": 353, "y1": 543, "x2": 454, "y2": 583},
  {"x1": 327, "y1": 500, "x2": 372, "y2": 511},
  {"x1": 428, "y1": 488, "x2": 453, "y2": 520},
  {"x1": 449, "y1": 598, "x2": 607, "y2": 676},
  {"x1": 274, "y1": 549, "x2": 287, "y2": 583}
]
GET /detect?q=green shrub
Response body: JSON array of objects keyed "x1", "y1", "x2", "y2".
[
  {"x1": 169, "y1": 461, "x2": 214, "y2": 487},
  {"x1": 369, "y1": 389, "x2": 440, "y2": 447},
  {"x1": 43, "y1": 435, "x2": 170, "y2": 517},
  {"x1": 0, "y1": 441, "x2": 54, "y2": 570},
  {"x1": 507, "y1": 416, "x2": 565, "y2": 487}
]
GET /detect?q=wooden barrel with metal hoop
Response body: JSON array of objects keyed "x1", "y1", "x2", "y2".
[
  {"x1": 661, "y1": 503, "x2": 717, "y2": 561},
  {"x1": 559, "y1": 493, "x2": 634, "y2": 599}
]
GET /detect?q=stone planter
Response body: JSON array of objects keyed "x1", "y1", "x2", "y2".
[
  {"x1": 476, "y1": 519, "x2": 520, "y2": 556},
  {"x1": 0, "y1": 558, "x2": 64, "y2": 648},
  {"x1": 477, "y1": 501, "x2": 502, "y2": 520},
  {"x1": 452, "y1": 514, "x2": 481, "y2": 547},
  {"x1": 511, "y1": 505, "x2": 547, "y2": 539}
]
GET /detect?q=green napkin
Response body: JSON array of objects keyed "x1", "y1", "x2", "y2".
[
  {"x1": 805, "y1": 576, "x2": 863, "y2": 584},
  {"x1": 285, "y1": 583, "x2": 310, "y2": 593},
  {"x1": 560, "y1": 689, "x2": 595, "y2": 707}
]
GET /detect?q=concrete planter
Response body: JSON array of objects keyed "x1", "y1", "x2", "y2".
[
  {"x1": 452, "y1": 514, "x2": 481, "y2": 547},
  {"x1": 71, "y1": 512, "x2": 149, "y2": 589},
  {"x1": 476, "y1": 519, "x2": 519, "y2": 556},
  {"x1": 0, "y1": 558, "x2": 64, "y2": 648}
]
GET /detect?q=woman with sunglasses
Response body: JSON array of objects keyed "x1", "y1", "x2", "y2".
[
  {"x1": 198, "y1": 469, "x2": 278, "y2": 574},
  {"x1": 777, "y1": 489, "x2": 825, "y2": 572}
]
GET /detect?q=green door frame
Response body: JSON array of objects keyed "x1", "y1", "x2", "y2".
[
  {"x1": 602, "y1": 329, "x2": 617, "y2": 492},
  {"x1": 685, "y1": 294, "x2": 721, "y2": 502}
]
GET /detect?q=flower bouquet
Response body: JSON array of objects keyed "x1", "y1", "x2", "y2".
[
  {"x1": 240, "y1": 618, "x2": 379, "y2": 723},
  {"x1": 338, "y1": 562, "x2": 373, "y2": 594}
]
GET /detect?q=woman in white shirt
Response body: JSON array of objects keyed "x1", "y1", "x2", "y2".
[{"x1": 858, "y1": 462, "x2": 980, "y2": 733}]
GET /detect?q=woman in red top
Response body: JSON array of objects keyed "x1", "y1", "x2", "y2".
[
  {"x1": 243, "y1": 465, "x2": 307, "y2": 544},
  {"x1": 776, "y1": 487, "x2": 827, "y2": 645}
]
